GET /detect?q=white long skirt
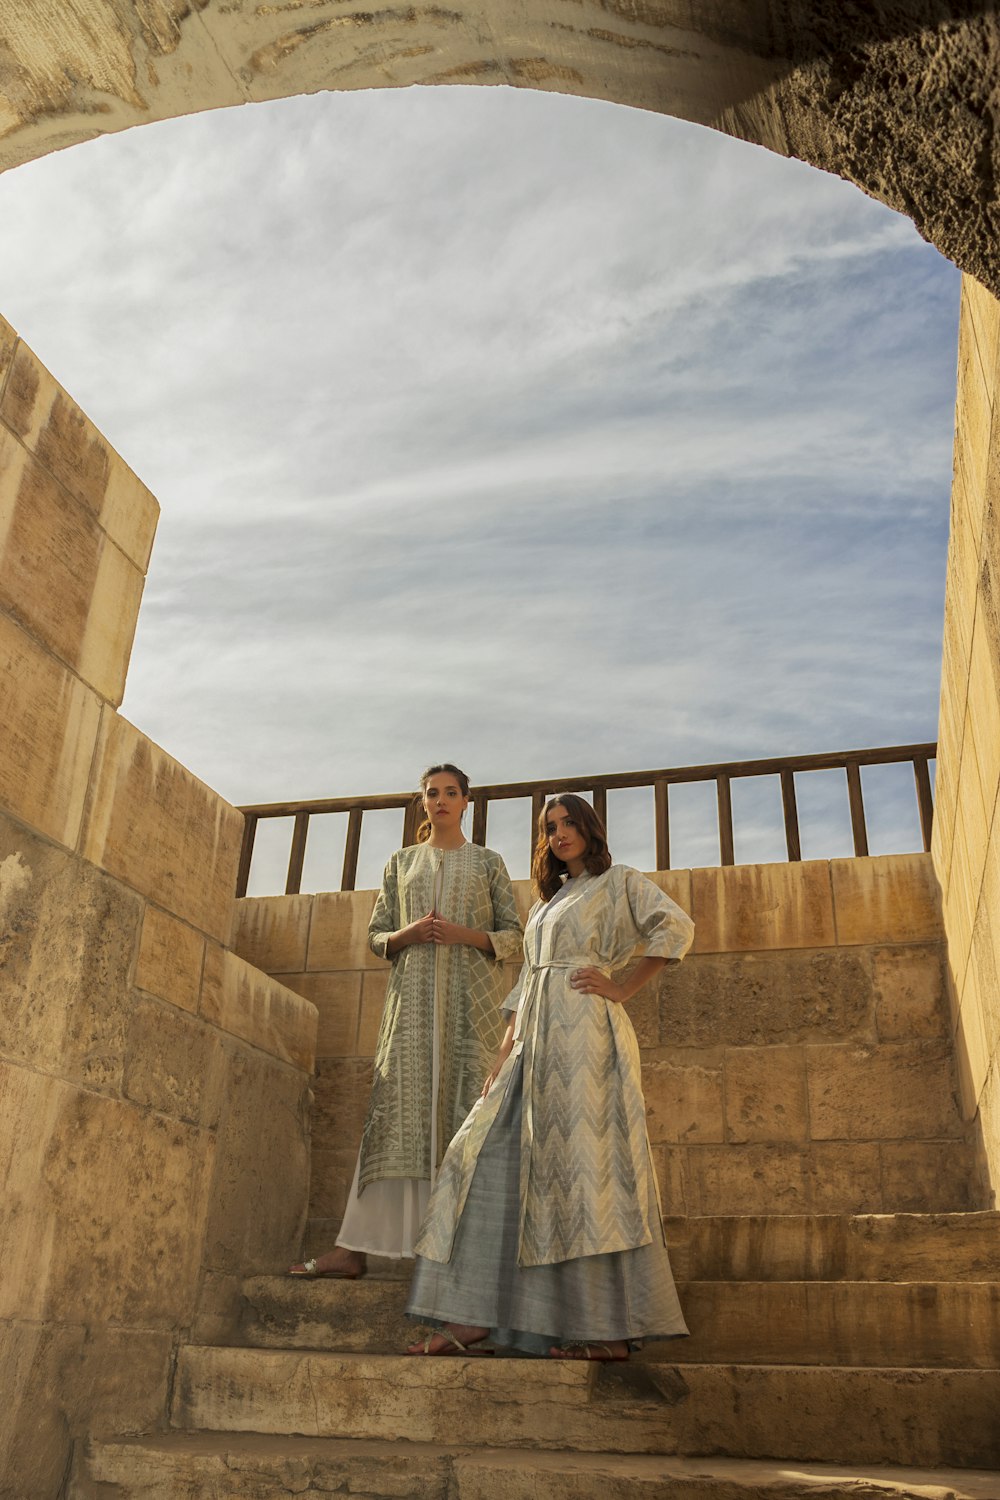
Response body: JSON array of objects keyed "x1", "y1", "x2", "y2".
[{"x1": 335, "y1": 1153, "x2": 431, "y2": 1258}]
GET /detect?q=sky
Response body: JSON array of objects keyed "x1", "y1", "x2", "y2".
[{"x1": 0, "y1": 85, "x2": 961, "y2": 891}]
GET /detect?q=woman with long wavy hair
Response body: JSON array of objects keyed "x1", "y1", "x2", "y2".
[
  {"x1": 288, "y1": 763, "x2": 522, "y2": 1279},
  {"x1": 404, "y1": 792, "x2": 693, "y2": 1359}
]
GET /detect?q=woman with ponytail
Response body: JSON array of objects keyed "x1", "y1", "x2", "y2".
[{"x1": 289, "y1": 764, "x2": 522, "y2": 1278}]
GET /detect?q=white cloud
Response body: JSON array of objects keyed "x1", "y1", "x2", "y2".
[{"x1": 0, "y1": 85, "x2": 959, "y2": 890}]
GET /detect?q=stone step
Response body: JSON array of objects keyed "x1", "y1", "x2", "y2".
[
  {"x1": 668, "y1": 1213, "x2": 1000, "y2": 1284},
  {"x1": 77, "y1": 1433, "x2": 1000, "y2": 1500},
  {"x1": 240, "y1": 1274, "x2": 1000, "y2": 1368},
  {"x1": 296, "y1": 1212, "x2": 1000, "y2": 1288},
  {"x1": 172, "y1": 1346, "x2": 1000, "y2": 1469}
]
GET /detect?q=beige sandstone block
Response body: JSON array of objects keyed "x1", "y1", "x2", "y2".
[
  {"x1": 971, "y1": 829, "x2": 1000, "y2": 1055},
  {"x1": 200, "y1": 1044, "x2": 312, "y2": 1276},
  {"x1": 511, "y1": 877, "x2": 534, "y2": 924},
  {"x1": 642, "y1": 1057, "x2": 724, "y2": 1144},
  {"x1": 940, "y1": 804, "x2": 976, "y2": 998},
  {"x1": 645, "y1": 867, "x2": 693, "y2": 915},
  {"x1": 308, "y1": 1146, "x2": 358, "y2": 1221},
  {"x1": 277, "y1": 970, "x2": 361, "y2": 1057},
  {"x1": 190, "y1": 1269, "x2": 245, "y2": 1348},
  {"x1": 0, "y1": 811, "x2": 142, "y2": 1091},
  {"x1": 978, "y1": 1058, "x2": 1000, "y2": 1199},
  {"x1": 123, "y1": 994, "x2": 228, "y2": 1126},
  {"x1": 313, "y1": 1057, "x2": 373, "y2": 1145},
  {"x1": 872, "y1": 945, "x2": 949, "y2": 1040},
  {"x1": 232, "y1": 893, "x2": 313, "y2": 973},
  {"x1": 807, "y1": 1143, "x2": 883, "y2": 1213},
  {"x1": 942, "y1": 462, "x2": 980, "y2": 661},
  {"x1": 307, "y1": 888, "x2": 381, "y2": 970},
  {"x1": 357, "y1": 969, "x2": 388, "y2": 1056},
  {"x1": 0, "y1": 1059, "x2": 215, "y2": 1327},
  {"x1": 0, "y1": 427, "x2": 145, "y2": 703},
  {"x1": 689, "y1": 860, "x2": 835, "y2": 954},
  {"x1": 831, "y1": 853, "x2": 943, "y2": 946},
  {"x1": 0, "y1": 339, "x2": 158, "y2": 568},
  {"x1": 648, "y1": 1144, "x2": 691, "y2": 1217},
  {"x1": 136, "y1": 903, "x2": 205, "y2": 1013},
  {"x1": 806, "y1": 1041, "x2": 963, "y2": 1141},
  {"x1": 1, "y1": 1322, "x2": 172, "y2": 1500},
  {"x1": 953, "y1": 294, "x2": 995, "y2": 510},
  {"x1": 954, "y1": 959, "x2": 991, "y2": 1120},
  {"x1": 724, "y1": 1046, "x2": 808, "y2": 1144},
  {"x1": 76, "y1": 533, "x2": 145, "y2": 705},
  {"x1": 967, "y1": 613, "x2": 1000, "y2": 825},
  {"x1": 199, "y1": 946, "x2": 317, "y2": 1071},
  {"x1": 956, "y1": 718, "x2": 990, "y2": 891},
  {"x1": 879, "y1": 1140, "x2": 981, "y2": 1212},
  {"x1": 0, "y1": 314, "x2": 15, "y2": 386},
  {"x1": 688, "y1": 1143, "x2": 810, "y2": 1215},
  {"x1": 0, "y1": 608, "x2": 102, "y2": 848},
  {"x1": 662, "y1": 948, "x2": 874, "y2": 1049},
  {"x1": 80, "y1": 712, "x2": 243, "y2": 941},
  {"x1": 963, "y1": 274, "x2": 1000, "y2": 414}
]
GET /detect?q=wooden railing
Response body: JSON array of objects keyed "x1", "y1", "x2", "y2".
[{"x1": 235, "y1": 742, "x2": 936, "y2": 897}]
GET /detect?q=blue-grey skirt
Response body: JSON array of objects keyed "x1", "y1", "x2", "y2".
[{"x1": 406, "y1": 1054, "x2": 689, "y2": 1354}]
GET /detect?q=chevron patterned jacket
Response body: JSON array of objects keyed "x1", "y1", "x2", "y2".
[
  {"x1": 415, "y1": 864, "x2": 695, "y2": 1266},
  {"x1": 359, "y1": 841, "x2": 523, "y2": 1191}
]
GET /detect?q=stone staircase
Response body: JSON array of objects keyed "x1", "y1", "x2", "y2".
[{"x1": 75, "y1": 1212, "x2": 1000, "y2": 1498}]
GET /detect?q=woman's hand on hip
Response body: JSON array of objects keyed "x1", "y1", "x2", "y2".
[{"x1": 570, "y1": 967, "x2": 625, "y2": 1003}]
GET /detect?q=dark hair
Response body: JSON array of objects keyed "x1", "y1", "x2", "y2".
[
  {"x1": 414, "y1": 763, "x2": 471, "y2": 844},
  {"x1": 531, "y1": 793, "x2": 612, "y2": 900}
]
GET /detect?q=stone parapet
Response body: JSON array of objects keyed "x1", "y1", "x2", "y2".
[
  {"x1": 0, "y1": 320, "x2": 318, "y2": 1496},
  {"x1": 234, "y1": 853, "x2": 984, "y2": 1243}
]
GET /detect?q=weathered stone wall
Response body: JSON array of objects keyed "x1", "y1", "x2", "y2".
[
  {"x1": 0, "y1": 323, "x2": 318, "y2": 1500},
  {"x1": 3, "y1": 7, "x2": 1000, "y2": 299},
  {"x1": 932, "y1": 276, "x2": 1000, "y2": 1202},
  {"x1": 234, "y1": 852, "x2": 985, "y2": 1257}
]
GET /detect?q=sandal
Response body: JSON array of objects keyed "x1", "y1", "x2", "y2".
[
  {"x1": 286, "y1": 1253, "x2": 367, "y2": 1280},
  {"x1": 405, "y1": 1329, "x2": 494, "y2": 1357},
  {"x1": 548, "y1": 1342, "x2": 629, "y2": 1362}
]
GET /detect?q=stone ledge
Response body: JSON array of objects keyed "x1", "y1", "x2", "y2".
[{"x1": 79, "y1": 1433, "x2": 1000, "y2": 1500}]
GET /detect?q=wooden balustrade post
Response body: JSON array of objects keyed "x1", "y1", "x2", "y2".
[
  {"x1": 717, "y1": 773, "x2": 735, "y2": 866},
  {"x1": 846, "y1": 762, "x2": 869, "y2": 857},
  {"x1": 285, "y1": 810, "x2": 310, "y2": 895},
  {"x1": 402, "y1": 798, "x2": 420, "y2": 847},
  {"x1": 236, "y1": 812, "x2": 257, "y2": 899},
  {"x1": 342, "y1": 808, "x2": 363, "y2": 891},
  {"x1": 913, "y1": 756, "x2": 934, "y2": 851},
  {"x1": 472, "y1": 792, "x2": 488, "y2": 846},
  {"x1": 530, "y1": 789, "x2": 545, "y2": 869},
  {"x1": 654, "y1": 779, "x2": 670, "y2": 870},
  {"x1": 592, "y1": 785, "x2": 607, "y2": 832},
  {"x1": 780, "y1": 769, "x2": 802, "y2": 862}
]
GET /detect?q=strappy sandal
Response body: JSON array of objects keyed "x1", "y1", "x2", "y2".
[
  {"x1": 548, "y1": 1342, "x2": 629, "y2": 1362},
  {"x1": 405, "y1": 1329, "x2": 494, "y2": 1356},
  {"x1": 286, "y1": 1255, "x2": 367, "y2": 1280}
]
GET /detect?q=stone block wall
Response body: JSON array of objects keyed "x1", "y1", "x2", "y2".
[
  {"x1": 234, "y1": 852, "x2": 986, "y2": 1257},
  {"x1": 932, "y1": 276, "x2": 1000, "y2": 1197},
  {"x1": 0, "y1": 323, "x2": 318, "y2": 1499}
]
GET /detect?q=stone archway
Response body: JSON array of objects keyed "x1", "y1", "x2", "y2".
[
  {"x1": 2, "y1": 4, "x2": 1000, "y2": 294},
  {"x1": 2, "y1": 6, "x2": 1000, "y2": 1493}
]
